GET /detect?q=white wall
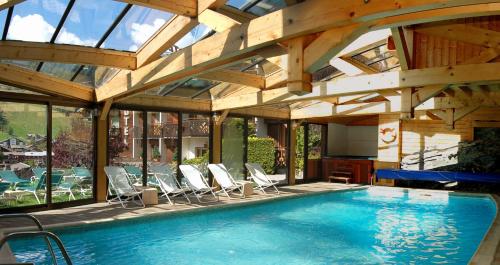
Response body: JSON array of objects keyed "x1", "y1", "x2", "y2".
[
  {"x1": 182, "y1": 137, "x2": 209, "y2": 160},
  {"x1": 328, "y1": 124, "x2": 378, "y2": 157}
]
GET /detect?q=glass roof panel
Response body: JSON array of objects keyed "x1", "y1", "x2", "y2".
[
  {"x1": 103, "y1": 5, "x2": 174, "y2": 52},
  {"x1": 0, "y1": 9, "x2": 6, "y2": 35},
  {"x1": 0, "y1": 60, "x2": 38, "y2": 70},
  {"x1": 155, "y1": 78, "x2": 216, "y2": 99},
  {"x1": 174, "y1": 24, "x2": 211, "y2": 50},
  {"x1": 6, "y1": 0, "x2": 69, "y2": 42},
  {"x1": 227, "y1": 0, "x2": 256, "y2": 9},
  {"x1": 40, "y1": 62, "x2": 80, "y2": 80},
  {"x1": 352, "y1": 44, "x2": 393, "y2": 65},
  {"x1": 73, "y1": 65, "x2": 118, "y2": 88},
  {"x1": 246, "y1": 0, "x2": 286, "y2": 16},
  {"x1": 55, "y1": 0, "x2": 127, "y2": 47}
]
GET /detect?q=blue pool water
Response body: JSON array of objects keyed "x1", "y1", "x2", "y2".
[{"x1": 9, "y1": 188, "x2": 497, "y2": 265}]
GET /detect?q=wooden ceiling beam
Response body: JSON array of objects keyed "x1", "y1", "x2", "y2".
[
  {"x1": 215, "y1": 5, "x2": 256, "y2": 23},
  {"x1": 198, "y1": 9, "x2": 241, "y2": 32},
  {"x1": 0, "y1": 63, "x2": 94, "y2": 101},
  {"x1": 199, "y1": 69, "x2": 265, "y2": 89},
  {"x1": 0, "y1": 0, "x2": 23, "y2": 10},
  {"x1": 291, "y1": 89, "x2": 500, "y2": 119},
  {"x1": 97, "y1": 1, "x2": 500, "y2": 102},
  {"x1": 115, "y1": 0, "x2": 197, "y2": 17},
  {"x1": 136, "y1": 15, "x2": 197, "y2": 68},
  {"x1": 0, "y1": 41, "x2": 136, "y2": 69},
  {"x1": 389, "y1": 27, "x2": 413, "y2": 70},
  {"x1": 212, "y1": 62, "x2": 500, "y2": 111}
]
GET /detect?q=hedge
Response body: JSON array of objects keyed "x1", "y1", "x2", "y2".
[{"x1": 247, "y1": 137, "x2": 275, "y2": 174}]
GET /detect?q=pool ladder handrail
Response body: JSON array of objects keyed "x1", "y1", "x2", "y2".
[{"x1": 0, "y1": 214, "x2": 72, "y2": 265}]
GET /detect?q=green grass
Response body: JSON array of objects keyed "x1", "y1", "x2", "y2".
[
  {"x1": 0, "y1": 189, "x2": 92, "y2": 209},
  {"x1": 0, "y1": 110, "x2": 71, "y2": 142}
]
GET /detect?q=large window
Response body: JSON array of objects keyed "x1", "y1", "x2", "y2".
[
  {"x1": 222, "y1": 117, "x2": 246, "y2": 180},
  {"x1": 108, "y1": 109, "x2": 144, "y2": 185},
  {"x1": 51, "y1": 106, "x2": 95, "y2": 203},
  {"x1": 147, "y1": 112, "x2": 179, "y2": 186},
  {"x1": 0, "y1": 102, "x2": 47, "y2": 209},
  {"x1": 181, "y1": 114, "x2": 210, "y2": 177}
]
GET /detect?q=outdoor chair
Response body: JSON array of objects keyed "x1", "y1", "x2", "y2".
[
  {"x1": 104, "y1": 166, "x2": 144, "y2": 209},
  {"x1": 245, "y1": 163, "x2": 280, "y2": 194},
  {"x1": 0, "y1": 170, "x2": 30, "y2": 188},
  {"x1": 207, "y1": 164, "x2": 244, "y2": 199},
  {"x1": 72, "y1": 167, "x2": 93, "y2": 195},
  {"x1": 179, "y1": 164, "x2": 218, "y2": 202},
  {"x1": 149, "y1": 165, "x2": 191, "y2": 205}
]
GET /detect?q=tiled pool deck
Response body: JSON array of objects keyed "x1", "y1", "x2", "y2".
[{"x1": 0, "y1": 183, "x2": 498, "y2": 264}]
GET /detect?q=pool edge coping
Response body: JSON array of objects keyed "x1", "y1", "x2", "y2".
[{"x1": 469, "y1": 193, "x2": 499, "y2": 265}]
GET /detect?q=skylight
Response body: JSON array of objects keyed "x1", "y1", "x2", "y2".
[
  {"x1": 40, "y1": 62, "x2": 80, "y2": 80},
  {"x1": 174, "y1": 23, "x2": 212, "y2": 50},
  {"x1": 55, "y1": 0, "x2": 127, "y2": 47},
  {"x1": 6, "y1": 0, "x2": 68, "y2": 42},
  {"x1": 0, "y1": 9, "x2": 6, "y2": 36},
  {"x1": 227, "y1": 0, "x2": 287, "y2": 16}
]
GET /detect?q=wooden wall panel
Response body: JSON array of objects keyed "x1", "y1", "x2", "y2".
[
  {"x1": 414, "y1": 16, "x2": 500, "y2": 68},
  {"x1": 401, "y1": 108, "x2": 500, "y2": 160}
]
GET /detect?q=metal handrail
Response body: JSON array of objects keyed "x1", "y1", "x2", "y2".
[
  {"x1": 0, "y1": 214, "x2": 57, "y2": 264},
  {"x1": 0, "y1": 231, "x2": 72, "y2": 265}
]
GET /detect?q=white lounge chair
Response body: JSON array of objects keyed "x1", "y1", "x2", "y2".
[
  {"x1": 149, "y1": 165, "x2": 191, "y2": 205},
  {"x1": 104, "y1": 166, "x2": 144, "y2": 208},
  {"x1": 207, "y1": 164, "x2": 244, "y2": 199},
  {"x1": 179, "y1": 165, "x2": 218, "y2": 202},
  {"x1": 245, "y1": 163, "x2": 280, "y2": 194}
]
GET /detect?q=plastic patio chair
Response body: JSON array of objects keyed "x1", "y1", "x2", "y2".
[
  {"x1": 207, "y1": 164, "x2": 244, "y2": 199},
  {"x1": 104, "y1": 166, "x2": 144, "y2": 209},
  {"x1": 150, "y1": 165, "x2": 191, "y2": 205},
  {"x1": 179, "y1": 164, "x2": 218, "y2": 203},
  {"x1": 245, "y1": 163, "x2": 280, "y2": 194}
]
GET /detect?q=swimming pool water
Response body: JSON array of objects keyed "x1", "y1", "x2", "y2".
[{"x1": 9, "y1": 188, "x2": 497, "y2": 265}]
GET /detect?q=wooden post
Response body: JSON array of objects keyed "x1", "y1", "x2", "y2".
[
  {"x1": 288, "y1": 121, "x2": 298, "y2": 185},
  {"x1": 287, "y1": 37, "x2": 312, "y2": 95},
  {"x1": 96, "y1": 118, "x2": 108, "y2": 202}
]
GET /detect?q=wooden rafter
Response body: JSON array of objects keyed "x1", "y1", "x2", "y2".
[
  {"x1": 136, "y1": 15, "x2": 197, "y2": 68},
  {"x1": 0, "y1": 63, "x2": 94, "y2": 101},
  {"x1": 291, "y1": 88, "x2": 500, "y2": 119},
  {"x1": 0, "y1": 0, "x2": 23, "y2": 10},
  {"x1": 198, "y1": 9, "x2": 241, "y2": 32},
  {"x1": 95, "y1": 1, "x2": 500, "y2": 102},
  {"x1": 115, "y1": 0, "x2": 197, "y2": 17},
  {"x1": 0, "y1": 41, "x2": 137, "y2": 69},
  {"x1": 389, "y1": 27, "x2": 413, "y2": 70},
  {"x1": 199, "y1": 69, "x2": 265, "y2": 89},
  {"x1": 216, "y1": 5, "x2": 256, "y2": 23},
  {"x1": 212, "y1": 62, "x2": 500, "y2": 111}
]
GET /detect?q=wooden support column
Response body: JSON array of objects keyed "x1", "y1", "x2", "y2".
[
  {"x1": 288, "y1": 120, "x2": 298, "y2": 185},
  {"x1": 212, "y1": 114, "x2": 222, "y2": 164},
  {"x1": 400, "y1": 88, "x2": 413, "y2": 120},
  {"x1": 96, "y1": 117, "x2": 108, "y2": 202},
  {"x1": 287, "y1": 37, "x2": 312, "y2": 95}
]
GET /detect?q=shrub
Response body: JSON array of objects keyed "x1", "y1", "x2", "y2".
[{"x1": 247, "y1": 137, "x2": 275, "y2": 174}]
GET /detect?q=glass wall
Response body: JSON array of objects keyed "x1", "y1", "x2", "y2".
[
  {"x1": 222, "y1": 117, "x2": 246, "y2": 180},
  {"x1": 295, "y1": 126, "x2": 305, "y2": 182},
  {"x1": 108, "y1": 109, "x2": 144, "y2": 185},
  {"x1": 0, "y1": 102, "x2": 47, "y2": 208},
  {"x1": 147, "y1": 112, "x2": 179, "y2": 186},
  {"x1": 51, "y1": 106, "x2": 95, "y2": 203},
  {"x1": 181, "y1": 114, "x2": 210, "y2": 177},
  {"x1": 247, "y1": 118, "x2": 289, "y2": 184}
]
